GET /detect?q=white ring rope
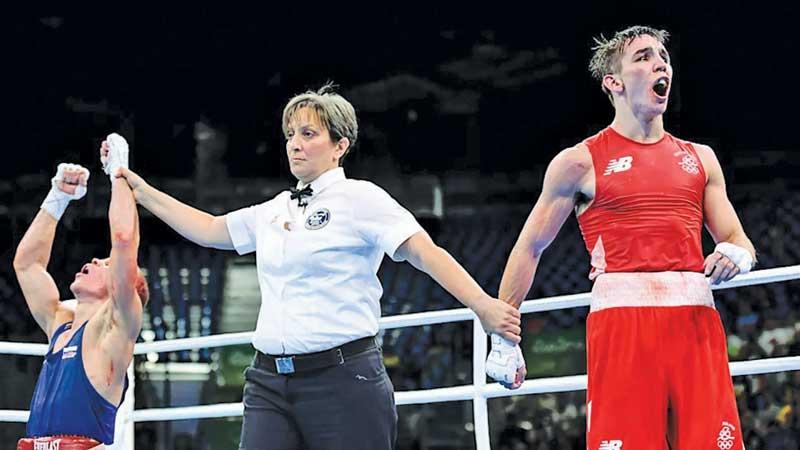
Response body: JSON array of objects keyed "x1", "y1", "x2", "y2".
[
  {"x1": 0, "y1": 342, "x2": 47, "y2": 357},
  {"x1": 5, "y1": 356, "x2": 799, "y2": 424},
  {"x1": 1, "y1": 264, "x2": 799, "y2": 445},
  {"x1": 4, "y1": 266, "x2": 796, "y2": 357}
]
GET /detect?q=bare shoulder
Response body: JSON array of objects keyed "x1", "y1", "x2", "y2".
[
  {"x1": 690, "y1": 142, "x2": 717, "y2": 160},
  {"x1": 685, "y1": 141, "x2": 722, "y2": 182},
  {"x1": 553, "y1": 142, "x2": 592, "y2": 163},
  {"x1": 47, "y1": 303, "x2": 76, "y2": 340},
  {"x1": 679, "y1": 139, "x2": 716, "y2": 163},
  {"x1": 544, "y1": 143, "x2": 593, "y2": 195},
  {"x1": 551, "y1": 143, "x2": 592, "y2": 170}
]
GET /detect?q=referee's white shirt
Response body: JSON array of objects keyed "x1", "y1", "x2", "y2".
[{"x1": 226, "y1": 168, "x2": 423, "y2": 355}]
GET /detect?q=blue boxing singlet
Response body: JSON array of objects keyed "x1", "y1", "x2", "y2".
[{"x1": 26, "y1": 321, "x2": 128, "y2": 444}]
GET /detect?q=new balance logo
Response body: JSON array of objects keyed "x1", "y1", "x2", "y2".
[
  {"x1": 599, "y1": 440, "x2": 623, "y2": 450},
  {"x1": 603, "y1": 156, "x2": 633, "y2": 175}
]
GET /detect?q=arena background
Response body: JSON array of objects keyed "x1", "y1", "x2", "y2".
[{"x1": 2, "y1": 5, "x2": 799, "y2": 449}]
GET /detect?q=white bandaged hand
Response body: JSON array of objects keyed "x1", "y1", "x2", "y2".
[
  {"x1": 103, "y1": 132, "x2": 129, "y2": 180},
  {"x1": 486, "y1": 334, "x2": 526, "y2": 389},
  {"x1": 714, "y1": 242, "x2": 754, "y2": 275},
  {"x1": 41, "y1": 163, "x2": 90, "y2": 221}
]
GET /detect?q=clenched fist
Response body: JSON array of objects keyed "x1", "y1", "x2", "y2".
[{"x1": 41, "y1": 163, "x2": 90, "y2": 221}]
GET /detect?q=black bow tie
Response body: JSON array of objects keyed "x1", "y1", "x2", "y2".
[{"x1": 290, "y1": 185, "x2": 313, "y2": 207}]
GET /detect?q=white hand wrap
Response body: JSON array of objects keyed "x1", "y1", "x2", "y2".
[
  {"x1": 714, "y1": 242, "x2": 753, "y2": 275},
  {"x1": 104, "y1": 133, "x2": 129, "y2": 180},
  {"x1": 485, "y1": 334, "x2": 525, "y2": 386},
  {"x1": 41, "y1": 163, "x2": 90, "y2": 221}
]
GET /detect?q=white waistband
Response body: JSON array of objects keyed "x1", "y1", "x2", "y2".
[{"x1": 590, "y1": 272, "x2": 714, "y2": 313}]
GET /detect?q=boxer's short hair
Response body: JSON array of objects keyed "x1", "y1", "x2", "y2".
[{"x1": 589, "y1": 25, "x2": 670, "y2": 96}]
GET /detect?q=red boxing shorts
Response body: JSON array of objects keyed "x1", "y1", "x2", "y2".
[
  {"x1": 586, "y1": 272, "x2": 743, "y2": 450},
  {"x1": 17, "y1": 436, "x2": 102, "y2": 450}
]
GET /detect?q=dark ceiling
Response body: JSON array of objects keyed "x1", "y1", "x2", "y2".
[{"x1": 7, "y1": 4, "x2": 800, "y2": 179}]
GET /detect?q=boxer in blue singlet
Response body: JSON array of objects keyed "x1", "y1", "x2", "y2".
[{"x1": 13, "y1": 135, "x2": 148, "y2": 450}]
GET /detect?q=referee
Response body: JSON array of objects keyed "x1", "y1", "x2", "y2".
[{"x1": 112, "y1": 84, "x2": 521, "y2": 450}]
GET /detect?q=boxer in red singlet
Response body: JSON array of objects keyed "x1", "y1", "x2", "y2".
[{"x1": 498, "y1": 26, "x2": 756, "y2": 449}]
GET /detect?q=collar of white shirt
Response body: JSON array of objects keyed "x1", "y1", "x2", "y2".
[{"x1": 295, "y1": 167, "x2": 346, "y2": 196}]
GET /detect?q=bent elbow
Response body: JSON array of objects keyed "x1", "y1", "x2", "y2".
[
  {"x1": 12, "y1": 257, "x2": 28, "y2": 273},
  {"x1": 12, "y1": 250, "x2": 24, "y2": 272},
  {"x1": 12, "y1": 248, "x2": 35, "y2": 273},
  {"x1": 518, "y1": 238, "x2": 546, "y2": 260}
]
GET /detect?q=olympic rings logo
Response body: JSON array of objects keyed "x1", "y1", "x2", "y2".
[
  {"x1": 716, "y1": 425, "x2": 735, "y2": 450},
  {"x1": 679, "y1": 154, "x2": 700, "y2": 175}
]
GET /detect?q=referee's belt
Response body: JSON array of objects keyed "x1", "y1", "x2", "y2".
[
  {"x1": 18, "y1": 435, "x2": 102, "y2": 450},
  {"x1": 256, "y1": 336, "x2": 378, "y2": 375}
]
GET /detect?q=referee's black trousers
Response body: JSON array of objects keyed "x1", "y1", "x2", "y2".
[{"x1": 238, "y1": 344, "x2": 397, "y2": 450}]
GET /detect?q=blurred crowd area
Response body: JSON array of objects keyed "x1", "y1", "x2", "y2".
[{"x1": 0, "y1": 177, "x2": 798, "y2": 449}]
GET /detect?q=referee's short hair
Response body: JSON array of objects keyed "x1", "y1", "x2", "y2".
[{"x1": 282, "y1": 82, "x2": 358, "y2": 165}]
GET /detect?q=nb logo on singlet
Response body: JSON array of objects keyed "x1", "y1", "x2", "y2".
[
  {"x1": 34, "y1": 439, "x2": 61, "y2": 450},
  {"x1": 603, "y1": 156, "x2": 633, "y2": 175},
  {"x1": 599, "y1": 440, "x2": 623, "y2": 450}
]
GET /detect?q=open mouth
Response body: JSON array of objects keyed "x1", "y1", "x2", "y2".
[
  {"x1": 81, "y1": 265, "x2": 90, "y2": 275},
  {"x1": 653, "y1": 77, "x2": 670, "y2": 97}
]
